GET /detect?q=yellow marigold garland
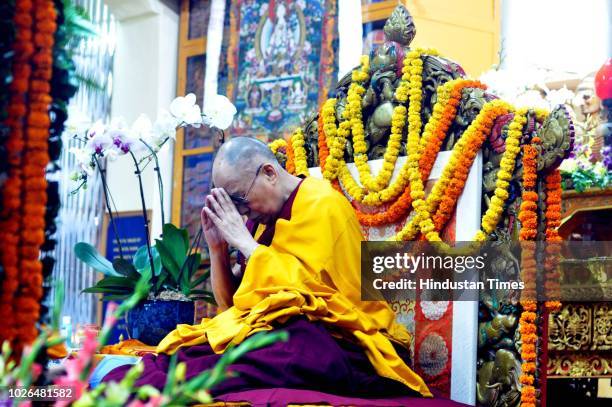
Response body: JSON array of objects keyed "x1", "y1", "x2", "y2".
[
  {"x1": 354, "y1": 79, "x2": 487, "y2": 226},
  {"x1": 399, "y1": 49, "x2": 443, "y2": 239},
  {"x1": 350, "y1": 56, "x2": 407, "y2": 193},
  {"x1": 268, "y1": 138, "x2": 287, "y2": 155},
  {"x1": 291, "y1": 128, "x2": 309, "y2": 177},
  {"x1": 336, "y1": 57, "x2": 370, "y2": 200},
  {"x1": 474, "y1": 108, "x2": 528, "y2": 241},
  {"x1": 324, "y1": 56, "x2": 369, "y2": 182},
  {"x1": 339, "y1": 49, "x2": 440, "y2": 205},
  {"x1": 391, "y1": 99, "x2": 515, "y2": 242},
  {"x1": 321, "y1": 98, "x2": 338, "y2": 179}
]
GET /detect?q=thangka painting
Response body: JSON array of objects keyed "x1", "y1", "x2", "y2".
[
  {"x1": 362, "y1": 19, "x2": 386, "y2": 56},
  {"x1": 221, "y1": 0, "x2": 338, "y2": 141}
]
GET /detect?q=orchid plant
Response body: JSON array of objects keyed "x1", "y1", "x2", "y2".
[
  {"x1": 69, "y1": 93, "x2": 236, "y2": 190},
  {"x1": 70, "y1": 93, "x2": 236, "y2": 300}
]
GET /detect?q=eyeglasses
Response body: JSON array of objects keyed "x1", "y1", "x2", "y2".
[{"x1": 228, "y1": 163, "x2": 264, "y2": 213}]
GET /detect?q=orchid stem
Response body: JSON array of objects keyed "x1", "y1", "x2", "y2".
[
  {"x1": 140, "y1": 139, "x2": 165, "y2": 230},
  {"x1": 94, "y1": 155, "x2": 124, "y2": 259},
  {"x1": 137, "y1": 136, "x2": 170, "y2": 166},
  {"x1": 129, "y1": 151, "x2": 157, "y2": 290}
]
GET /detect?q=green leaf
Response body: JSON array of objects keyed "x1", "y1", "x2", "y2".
[
  {"x1": 190, "y1": 270, "x2": 211, "y2": 289},
  {"x1": 46, "y1": 336, "x2": 66, "y2": 348},
  {"x1": 187, "y1": 253, "x2": 202, "y2": 278},
  {"x1": 180, "y1": 253, "x2": 201, "y2": 294},
  {"x1": 133, "y1": 245, "x2": 162, "y2": 276},
  {"x1": 163, "y1": 354, "x2": 178, "y2": 396},
  {"x1": 95, "y1": 276, "x2": 137, "y2": 289},
  {"x1": 155, "y1": 239, "x2": 181, "y2": 283},
  {"x1": 101, "y1": 294, "x2": 131, "y2": 301},
  {"x1": 82, "y1": 286, "x2": 131, "y2": 295},
  {"x1": 189, "y1": 289, "x2": 212, "y2": 296},
  {"x1": 74, "y1": 242, "x2": 119, "y2": 276},
  {"x1": 133, "y1": 245, "x2": 148, "y2": 269},
  {"x1": 113, "y1": 258, "x2": 140, "y2": 280},
  {"x1": 52, "y1": 281, "x2": 64, "y2": 331},
  {"x1": 157, "y1": 224, "x2": 189, "y2": 278},
  {"x1": 155, "y1": 273, "x2": 168, "y2": 292},
  {"x1": 163, "y1": 223, "x2": 189, "y2": 255}
]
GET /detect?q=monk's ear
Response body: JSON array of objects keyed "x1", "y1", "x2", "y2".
[{"x1": 261, "y1": 163, "x2": 278, "y2": 182}]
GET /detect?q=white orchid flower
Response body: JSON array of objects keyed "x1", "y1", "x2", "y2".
[
  {"x1": 130, "y1": 114, "x2": 153, "y2": 139},
  {"x1": 69, "y1": 147, "x2": 95, "y2": 176},
  {"x1": 69, "y1": 146, "x2": 90, "y2": 166},
  {"x1": 123, "y1": 114, "x2": 153, "y2": 154},
  {"x1": 170, "y1": 93, "x2": 202, "y2": 127},
  {"x1": 86, "y1": 120, "x2": 105, "y2": 139},
  {"x1": 202, "y1": 94, "x2": 236, "y2": 130},
  {"x1": 65, "y1": 106, "x2": 91, "y2": 137},
  {"x1": 152, "y1": 109, "x2": 180, "y2": 142},
  {"x1": 84, "y1": 131, "x2": 112, "y2": 155},
  {"x1": 108, "y1": 117, "x2": 129, "y2": 133},
  {"x1": 106, "y1": 117, "x2": 130, "y2": 153},
  {"x1": 105, "y1": 148, "x2": 120, "y2": 162}
]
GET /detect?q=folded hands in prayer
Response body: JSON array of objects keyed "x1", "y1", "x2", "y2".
[{"x1": 201, "y1": 188, "x2": 259, "y2": 258}]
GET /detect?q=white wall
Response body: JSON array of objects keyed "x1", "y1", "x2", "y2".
[
  {"x1": 105, "y1": 0, "x2": 179, "y2": 240},
  {"x1": 500, "y1": 0, "x2": 610, "y2": 76}
]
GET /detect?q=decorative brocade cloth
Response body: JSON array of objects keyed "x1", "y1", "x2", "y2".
[{"x1": 104, "y1": 177, "x2": 432, "y2": 397}]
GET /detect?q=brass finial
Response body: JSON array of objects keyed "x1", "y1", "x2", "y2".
[{"x1": 383, "y1": 5, "x2": 416, "y2": 46}]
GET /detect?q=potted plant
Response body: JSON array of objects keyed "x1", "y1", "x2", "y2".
[
  {"x1": 70, "y1": 93, "x2": 236, "y2": 345},
  {"x1": 76, "y1": 223, "x2": 214, "y2": 345}
]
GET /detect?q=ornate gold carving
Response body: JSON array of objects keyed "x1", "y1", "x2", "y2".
[
  {"x1": 547, "y1": 354, "x2": 611, "y2": 377},
  {"x1": 549, "y1": 303, "x2": 612, "y2": 352},
  {"x1": 592, "y1": 303, "x2": 612, "y2": 351},
  {"x1": 549, "y1": 304, "x2": 592, "y2": 351}
]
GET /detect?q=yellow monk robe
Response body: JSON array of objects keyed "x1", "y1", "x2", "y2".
[{"x1": 157, "y1": 177, "x2": 432, "y2": 397}]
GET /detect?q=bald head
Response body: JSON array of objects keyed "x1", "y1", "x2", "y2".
[
  {"x1": 213, "y1": 136, "x2": 279, "y2": 185},
  {"x1": 216, "y1": 136, "x2": 276, "y2": 166},
  {"x1": 209, "y1": 136, "x2": 301, "y2": 224}
]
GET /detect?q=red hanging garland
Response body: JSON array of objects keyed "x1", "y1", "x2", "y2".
[
  {"x1": 16, "y1": 0, "x2": 57, "y2": 348},
  {"x1": 517, "y1": 139, "x2": 539, "y2": 407},
  {"x1": 543, "y1": 169, "x2": 563, "y2": 311},
  {"x1": 0, "y1": 0, "x2": 35, "y2": 344}
]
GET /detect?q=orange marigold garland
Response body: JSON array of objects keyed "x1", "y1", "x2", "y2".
[
  {"x1": 0, "y1": 0, "x2": 34, "y2": 344},
  {"x1": 15, "y1": 0, "x2": 57, "y2": 347},
  {"x1": 518, "y1": 141, "x2": 539, "y2": 241},
  {"x1": 355, "y1": 79, "x2": 485, "y2": 226},
  {"x1": 518, "y1": 138, "x2": 540, "y2": 407},
  {"x1": 285, "y1": 136, "x2": 296, "y2": 175},
  {"x1": 419, "y1": 80, "x2": 487, "y2": 181},
  {"x1": 543, "y1": 169, "x2": 562, "y2": 311},
  {"x1": 394, "y1": 99, "x2": 512, "y2": 242}
]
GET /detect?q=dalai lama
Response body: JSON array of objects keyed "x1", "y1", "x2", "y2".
[{"x1": 103, "y1": 136, "x2": 432, "y2": 398}]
